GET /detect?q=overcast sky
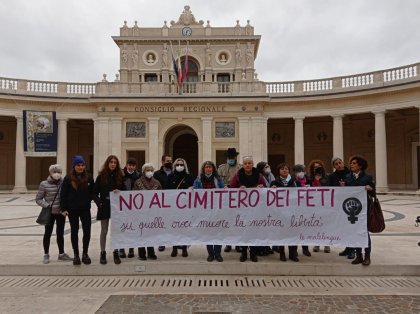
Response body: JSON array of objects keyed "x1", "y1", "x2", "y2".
[{"x1": 1, "y1": 0, "x2": 419, "y2": 83}]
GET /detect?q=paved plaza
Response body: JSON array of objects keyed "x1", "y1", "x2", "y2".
[{"x1": 0, "y1": 192, "x2": 419, "y2": 313}]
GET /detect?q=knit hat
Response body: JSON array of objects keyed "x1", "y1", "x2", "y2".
[
  {"x1": 72, "y1": 155, "x2": 85, "y2": 167},
  {"x1": 48, "y1": 164, "x2": 62, "y2": 173}
]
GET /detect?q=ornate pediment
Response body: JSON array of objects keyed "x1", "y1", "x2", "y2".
[{"x1": 171, "y1": 5, "x2": 204, "y2": 27}]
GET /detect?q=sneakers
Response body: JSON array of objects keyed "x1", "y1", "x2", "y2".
[
  {"x1": 82, "y1": 253, "x2": 91, "y2": 265},
  {"x1": 43, "y1": 254, "x2": 50, "y2": 264},
  {"x1": 58, "y1": 253, "x2": 73, "y2": 261},
  {"x1": 100, "y1": 251, "x2": 107, "y2": 265}
]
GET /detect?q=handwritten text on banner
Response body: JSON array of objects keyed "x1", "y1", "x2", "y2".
[{"x1": 110, "y1": 187, "x2": 368, "y2": 248}]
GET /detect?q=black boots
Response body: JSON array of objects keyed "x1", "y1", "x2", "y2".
[
  {"x1": 279, "y1": 247, "x2": 287, "y2": 262},
  {"x1": 73, "y1": 250, "x2": 81, "y2": 266},
  {"x1": 181, "y1": 246, "x2": 188, "y2": 257},
  {"x1": 100, "y1": 251, "x2": 107, "y2": 265},
  {"x1": 113, "y1": 250, "x2": 121, "y2": 264},
  {"x1": 128, "y1": 248, "x2": 135, "y2": 258},
  {"x1": 119, "y1": 249, "x2": 126, "y2": 258},
  {"x1": 138, "y1": 248, "x2": 147, "y2": 260},
  {"x1": 302, "y1": 246, "x2": 311, "y2": 257},
  {"x1": 351, "y1": 253, "x2": 364, "y2": 264},
  {"x1": 82, "y1": 253, "x2": 91, "y2": 265},
  {"x1": 362, "y1": 255, "x2": 371, "y2": 266}
]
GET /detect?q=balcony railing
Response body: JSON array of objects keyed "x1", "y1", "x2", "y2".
[{"x1": 0, "y1": 63, "x2": 418, "y2": 99}]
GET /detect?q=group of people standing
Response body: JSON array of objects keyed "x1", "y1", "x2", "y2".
[{"x1": 36, "y1": 147, "x2": 375, "y2": 267}]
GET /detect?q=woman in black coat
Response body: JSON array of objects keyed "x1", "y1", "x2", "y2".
[
  {"x1": 270, "y1": 163, "x2": 301, "y2": 262},
  {"x1": 165, "y1": 158, "x2": 194, "y2": 258},
  {"x1": 345, "y1": 155, "x2": 375, "y2": 266},
  {"x1": 60, "y1": 155, "x2": 94, "y2": 266},
  {"x1": 94, "y1": 155, "x2": 125, "y2": 265}
]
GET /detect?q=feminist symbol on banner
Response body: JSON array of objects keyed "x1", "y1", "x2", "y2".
[{"x1": 342, "y1": 198, "x2": 362, "y2": 224}]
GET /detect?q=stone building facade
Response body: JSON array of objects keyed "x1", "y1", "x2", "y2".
[{"x1": 0, "y1": 5, "x2": 419, "y2": 192}]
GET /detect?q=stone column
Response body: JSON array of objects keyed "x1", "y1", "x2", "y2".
[
  {"x1": 13, "y1": 115, "x2": 27, "y2": 192},
  {"x1": 95, "y1": 117, "x2": 110, "y2": 174},
  {"x1": 148, "y1": 117, "x2": 160, "y2": 168},
  {"x1": 250, "y1": 116, "x2": 267, "y2": 162},
  {"x1": 201, "y1": 117, "x2": 213, "y2": 162},
  {"x1": 374, "y1": 110, "x2": 388, "y2": 192},
  {"x1": 238, "y1": 117, "x2": 250, "y2": 159},
  {"x1": 332, "y1": 114, "x2": 344, "y2": 159},
  {"x1": 56, "y1": 118, "x2": 68, "y2": 176},
  {"x1": 110, "y1": 117, "x2": 123, "y2": 160},
  {"x1": 294, "y1": 116, "x2": 305, "y2": 165}
]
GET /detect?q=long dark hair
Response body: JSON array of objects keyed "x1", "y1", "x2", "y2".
[
  {"x1": 98, "y1": 155, "x2": 123, "y2": 186},
  {"x1": 200, "y1": 161, "x2": 219, "y2": 180},
  {"x1": 70, "y1": 167, "x2": 89, "y2": 191}
]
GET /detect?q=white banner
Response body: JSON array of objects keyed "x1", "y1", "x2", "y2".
[{"x1": 110, "y1": 187, "x2": 368, "y2": 249}]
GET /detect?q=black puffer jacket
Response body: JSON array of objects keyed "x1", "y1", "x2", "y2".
[{"x1": 165, "y1": 171, "x2": 194, "y2": 190}]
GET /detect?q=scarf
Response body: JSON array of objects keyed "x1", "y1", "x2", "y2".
[{"x1": 136, "y1": 176, "x2": 160, "y2": 190}]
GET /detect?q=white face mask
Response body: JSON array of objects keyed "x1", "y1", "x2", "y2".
[
  {"x1": 296, "y1": 172, "x2": 305, "y2": 179},
  {"x1": 127, "y1": 169, "x2": 134, "y2": 174},
  {"x1": 264, "y1": 167, "x2": 271, "y2": 175},
  {"x1": 51, "y1": 173, "x2": 62, "y2": 180},
  {"x1": 145, "y1": 171, "x2": 154, "y2": 179},
  {"x1": 176, "y1": 165, "x2": 185, "y2": 172}
]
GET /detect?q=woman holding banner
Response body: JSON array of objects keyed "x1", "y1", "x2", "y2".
[
  {"x1": 193, "y1": 161, "x2": 225, "y2": 262},
  {"x1": 229, "y1": 156, "x2": 266, "y2": 262},
  {"x1": 133, "y1": 163, "x2": 161, "y2": 260},
  {"x1": 165, "y1": 158, "x2": 195, "y2": 257},
  {"x1": 345, "y1": 155, "x2": 375, "y2": 266},
  {"x1": 270, "y1": 163, "x2": 301, "y2": 262},
  {"x1": 94, "y1": 155, "x2": 125, "y2": 265}
]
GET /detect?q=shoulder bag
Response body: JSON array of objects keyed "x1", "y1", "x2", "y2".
[
  {"x1": 36, "y1": 185, "x2": 61, "y2": 226},
  {"x1": 367, "y1": 196, "x2": 385, "y2": 233}
]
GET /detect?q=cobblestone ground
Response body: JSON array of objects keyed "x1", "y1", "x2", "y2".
[{"x1": 96, "y1": 295, "x2": 420, "y2": 313}]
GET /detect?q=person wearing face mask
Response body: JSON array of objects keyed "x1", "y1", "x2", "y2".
[
  {"x1": 270, "y1": 163, "x2": 301, "y2": 262},
  {"x1": 60, "y1": 155, "x2": 95, "y2": 266},
  {"x1": 133, "y1": 163, "x2": 161, "y2": 260},
  {"x1": 292, "y1": 164, "x2": 312, "y2": 257},
  {"x1": 36, "y1": 164, "x2": 72, "y2": 264},
  {"x1": 118, "y1": 158, "x2": 140, "y2": 259},
  {"x1": 255, "y1": 161, "x2": 275, "y2": 256},
  {"x1": 308, "y1": 159, "x2": 330, "y2": 254},
  {"x1": 193, "y1": 161, "x2": 225, "y2": 262},
  {"x1": 165, "y1": 158, "x2": 195, "y2": 257},
  {"x1": 93, "y1": 155, "x2": 125, "y2": 265},
  {"x1": 153, "y1": 155, "x2": 173, "y2": 252},
  {"x1": 328, "y1": 157, "x2": 354, "y2": 259},
  {"x1": 218, "y1": 148, "x2": 242, "y2": 253}
]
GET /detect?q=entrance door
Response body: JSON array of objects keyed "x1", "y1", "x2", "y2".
[
  {"x1": 165, "y1": 125, "x2": 199, "y2": 177},
  {"x1": 173, "y1": 134, "x2": 198, "y2": 177}
]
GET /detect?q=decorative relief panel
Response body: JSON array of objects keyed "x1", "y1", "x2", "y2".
[
  {"x1": 126, "y1": 122, "x2": 146, "y2": 138},
  {"x1": 215, "y1": 122, "x2": 235, "y2": 138}
]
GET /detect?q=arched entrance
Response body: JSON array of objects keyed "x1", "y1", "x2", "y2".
[{"x1": 165, "y1": 125, "x2": 198, "y2": 177}]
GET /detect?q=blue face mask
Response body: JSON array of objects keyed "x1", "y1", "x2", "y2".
[{"x1": 227, "y1": 159, "x2": 236, "y2": 166}]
